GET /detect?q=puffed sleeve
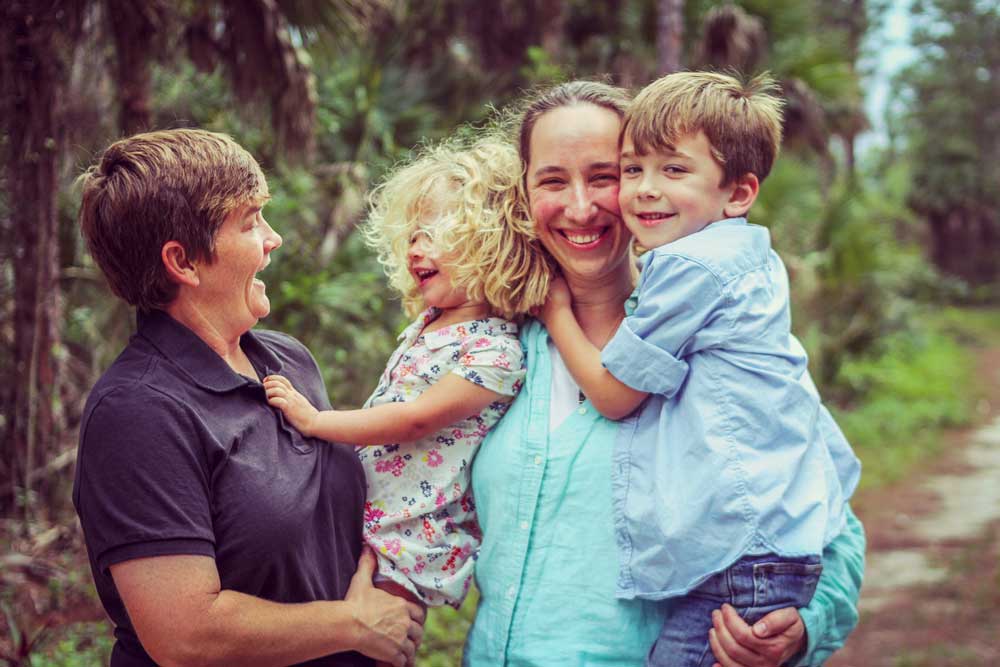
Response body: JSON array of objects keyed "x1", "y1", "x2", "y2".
[
  {"x1": 792, "y1": 505, "x2": 866, "y2": 666},
  {"x1": 75, "y1": 386, "x2": 216, "y2": 574},
  {"x1": 601, "y1": 255, "x2": 729, "y2": 396},
  {"x1": 451, "y1": 333, "x2": 526, "y2": 397}
]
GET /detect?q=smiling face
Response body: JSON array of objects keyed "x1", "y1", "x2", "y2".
[
  {"x1": 526, "y1": 103, "x2": 633, "y2": 289},
  {"x1": 619, "y1": 130, "x2": 752, "y2": 249},
  {"x1": 405, "y1": 199, "x2": 482, "y2": 315},
  {"x1": 194, "y1": 197, "x2": 282, "y2": 336}
]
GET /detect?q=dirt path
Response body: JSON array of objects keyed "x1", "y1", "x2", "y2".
[{"x1": 827, "y1": 345, "x2": 1000, "y2": 667}]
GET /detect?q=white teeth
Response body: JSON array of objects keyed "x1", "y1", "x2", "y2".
[{"x1": 564, "y1": 232, "x2": 601, "y2": 244}]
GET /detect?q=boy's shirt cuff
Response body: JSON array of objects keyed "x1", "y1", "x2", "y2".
[{"x1": 601, "y1": 319, "x2": 688, "y2": 396}]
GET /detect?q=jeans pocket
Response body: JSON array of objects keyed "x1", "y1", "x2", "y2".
[{"x1": 752, "y1": 558, "x2": 823, "y2": 610}]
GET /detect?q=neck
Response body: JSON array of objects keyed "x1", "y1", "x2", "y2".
[
  {"x1": 423, "y1": 302, "x2": 491, "y2": 333},
  {"x1": 165, "y1": 300, "x2": 256, "y2": 377},
  {"x1": 565, "y1": 263, "x2": 635, "y2": 345}
]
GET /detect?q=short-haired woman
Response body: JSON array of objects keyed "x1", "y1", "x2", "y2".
[{"x1": 74, "y1": 129, "x2": 424, "y2": 667}]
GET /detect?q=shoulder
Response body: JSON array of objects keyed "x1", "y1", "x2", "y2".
[
  {"x1": 652, "y1": 220, "x2": 773, "y2": 285},
  {"x1": 254, "y1": 328, "x2": 314, "y2": 362},
  {"x1": 255, "y1": 329, "x2": 323, "y2": 376},
  {"x1": 462, "y1": 319, "x2": 525, "y2": 362}
]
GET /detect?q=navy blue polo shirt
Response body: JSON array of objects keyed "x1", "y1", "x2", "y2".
[{"x1": 73, "y1": 310, "x2": 372, "y2": 667}]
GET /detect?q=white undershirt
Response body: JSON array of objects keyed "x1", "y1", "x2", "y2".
[{"x1": 548, "y1": 339, "x2": 583, "y2": 432}]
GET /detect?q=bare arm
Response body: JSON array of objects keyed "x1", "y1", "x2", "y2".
[
  {"x1": 265, "y1": 373, "x2": 507, "y2": 445},
  {"x1": 539, "y1": 278, "x2": 647, "y2": 420},
  {"x1": 111, "y1": 548, "x2": 424, "y2": 667}
]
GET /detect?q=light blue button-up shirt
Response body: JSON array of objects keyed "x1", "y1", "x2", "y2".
[
  {"x1": 466, "y1": 316, "x2": 866, "y2": 666},
  {"x1": 602, "y1": 217, "x2": 862, "y2": 599}
]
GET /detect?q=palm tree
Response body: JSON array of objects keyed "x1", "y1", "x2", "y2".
[{"x1": 0, "y1": 0, "x2": 368, "y2": 518}]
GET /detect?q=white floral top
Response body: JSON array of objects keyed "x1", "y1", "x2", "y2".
[{"x1": 358, "y1": 308, "x2": 525, "y2": 607}]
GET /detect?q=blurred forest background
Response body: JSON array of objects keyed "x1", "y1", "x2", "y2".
[{"x1": 1, "y1": 0, "x2": 999, "y2": 664}]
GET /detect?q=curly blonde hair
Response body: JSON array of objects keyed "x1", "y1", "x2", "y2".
[{"x1": 362, "y1": 135, "x2": 552, "y2": 320}]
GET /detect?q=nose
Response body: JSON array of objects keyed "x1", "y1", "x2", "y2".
[
  {"x1": 637, "y1": 173, "x2": 660, "y2": 200},
  {"x1": 408, "y1": 234, "x2": 431, "y2": 260},
  {"x1": 564, "y1": 182, "x2": 596, "y2": 224},
  {"x1": 262, "y1": 216, "x2": 282, "y2": 252}
]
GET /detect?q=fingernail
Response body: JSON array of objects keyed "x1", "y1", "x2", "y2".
[{"x1": 754, "y1": 621, "x2": 767, "y2": 635}]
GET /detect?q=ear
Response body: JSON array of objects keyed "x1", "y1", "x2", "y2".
[
  {"x1": 723, "y1": 173, "x2": 760, "y2": 218},
  {"x1": 161, "y1": 241, "x2": 200, "y2": 288}
]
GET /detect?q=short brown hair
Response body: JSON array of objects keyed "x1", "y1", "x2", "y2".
[
  {"x1": 623, "y1": 71, "x2": 784, "y2": 185},
  {"x1": 516, "y1": 80, "x2": 632, "y2": 170},
  {"x1": 78, "y1": 129, "x2": 267, "y2": 311}
]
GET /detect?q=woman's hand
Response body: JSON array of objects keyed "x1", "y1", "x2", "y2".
[
  {"x1": 709, "y1": 604, "x2": 805, "y2": 667},
  {"x1": 346, "y1": 548, "x2": 426, "y2": 667},
  {"x1": 264, "y1": 374, "x2": 320, "y2": 437},
  {"x1": 538, "y1": 276, "x2": 573, "y2": 327}
]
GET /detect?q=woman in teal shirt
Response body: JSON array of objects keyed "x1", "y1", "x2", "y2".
[{"x1": 464, "y1": 81, "x2": 865, "y2": 666}]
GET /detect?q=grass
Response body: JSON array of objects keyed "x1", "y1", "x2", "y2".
[{"x1": 832, "y1": 306, "x2": 1000, "y2": 490}]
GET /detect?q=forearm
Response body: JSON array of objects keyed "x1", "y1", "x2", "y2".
[
  {"x1": 547, "y1": 308, "x2": 646, "y2": 419},
  {"x1": 792, "y1": 505, "x2": 866, "y2": 666},
  {"x1": 309, "y1": 402, "x2": 430, "y2": 445},
  {"x1": 159, "y1": 592, "x2": 361, "y2": 667}
]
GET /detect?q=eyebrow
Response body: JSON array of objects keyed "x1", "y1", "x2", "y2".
[
  {"x1": 623, "y1": 148, "x2": 691, "y2": 160},
  {"x1": 532, "y1": 161, "x2": 619, "y2": 178},
  {"x1": 532, "y1": 165, "x2": 566, "y2": 178}
]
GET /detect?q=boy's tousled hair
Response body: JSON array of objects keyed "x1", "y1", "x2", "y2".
[
  {"x1": 78, "y1": 129, "x2": 267, "y2": 311},
  {"x1": 362, "y1": 135, "x2": 552, "y2": 320},
  {"x1": 623, "y1": 71, "x2": 784, "y2": 185}
]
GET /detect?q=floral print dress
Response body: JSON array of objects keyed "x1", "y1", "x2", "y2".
[{"x1": 358, "y1": 308, "x2": 525, "y2": 607}]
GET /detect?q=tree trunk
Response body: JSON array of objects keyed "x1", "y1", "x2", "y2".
[
  {"x1": 106, "y1": 0, "x2": 160, "y2": 136},
  {"x1": 657, "y1": 0, "x2": 684, "y2": 75},
  {"x1": 1, "y1": 1, "x2": 74, "y2": 519}
]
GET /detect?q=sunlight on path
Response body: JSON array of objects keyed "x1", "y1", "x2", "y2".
[{"x1": 860, "y1": 416, "x2": 1000, "y2": 612}]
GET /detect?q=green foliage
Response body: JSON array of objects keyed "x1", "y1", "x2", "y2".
[
  {"x1": 417, "y1": 587, "x2": 479, "y2": 666},
  {"x1": 834, "y1": 324, "x2": 974, "y2": 489},
  {"x1": 894, "y1": 0, "x2": 1000, "y2": 286},
  {"x1": 27, "y1": 623, "x2": 113, "y2": 667}
]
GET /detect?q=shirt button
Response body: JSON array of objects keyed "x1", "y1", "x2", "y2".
[
  {"x1": 506, "y1": 586, "x2": 516, "y2": 599},
  {"x1": 533, "y1": 455, "x2": 543, "y2": 465},
  {"x1": 520, "y1": 521, "x2": 529, "y2": 530},
  {"x1": 578, "y1": 406, "x2": 587, "y2": 415}
]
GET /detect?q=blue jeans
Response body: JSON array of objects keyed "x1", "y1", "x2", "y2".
[{"x1": 647, "y1": 554, "x2": 822, "y2": 667}]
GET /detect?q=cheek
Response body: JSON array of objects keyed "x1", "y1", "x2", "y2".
[
  {"x1": 594, "y1": 186, "x2": 622, "y2": 216},
  {"x1": 529, "y1": 193, "x2": 562, "y2": 232}
]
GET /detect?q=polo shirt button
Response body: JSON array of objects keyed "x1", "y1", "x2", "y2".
[
  {"x1": 506, "y1": 586, "x2": 516, "y2": 599},
  {"x1": 578, "y1": 406, "x2": 587, "y2": 415},
  {"x1": 533, "y1": 455, "x2": 543, "y2": 465},
  {"x1": 520, "y1": 521, "x2": 529, "y2": 530}
]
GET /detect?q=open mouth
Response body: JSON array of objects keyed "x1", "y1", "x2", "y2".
[
  {"x1": 412, "y1": 267, "x2": 439, "y2": 286},
  {"x1": 558, "y1": 227, "x2": 609, "y2": 248},
  {"x1": 635, "y1": 212, "x2": 675, "y2": 228}
]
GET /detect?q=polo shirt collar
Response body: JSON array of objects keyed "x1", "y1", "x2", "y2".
[{"x1": 137, "y1": 309, "x2": 283, "y2": 392}]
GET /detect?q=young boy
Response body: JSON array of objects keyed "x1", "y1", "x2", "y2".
[{"x1": 539, "y1": 71, "x2": 862, "y2": 667}]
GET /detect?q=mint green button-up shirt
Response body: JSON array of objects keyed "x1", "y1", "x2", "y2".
[{"x1": 465, "y1": 319, "x2": 865, "y2": 666}]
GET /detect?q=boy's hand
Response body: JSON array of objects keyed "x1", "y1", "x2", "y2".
[
  {"x1": 538, "y1": 276, "x2": 572, "y2": 326},
  {"x1": 264, "y1": 374, "x2": 320, "y2": 437}
]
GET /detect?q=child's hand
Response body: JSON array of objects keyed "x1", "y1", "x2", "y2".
[
  {"x1": 539, "y1": 276, "x2": 572, "y2": 326},
  {"x1": 264, "y1": 375, "x2": 320, "y2": 437}
]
